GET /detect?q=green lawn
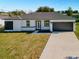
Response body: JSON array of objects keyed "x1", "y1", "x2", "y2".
[
  {"x1": 0, "y1": 33, "x2": 50, "y2": 59},
  {"x1": 75, "y1": 22, "x2": 79, "y2": 39}
]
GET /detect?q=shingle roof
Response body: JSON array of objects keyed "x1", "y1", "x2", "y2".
[
  {"x1": 21, "y1": 12, "x2": 75, "y2": 20},
  {"x1": 0, "y1": 15, "x2": 21, "y2": 20},
  {"x1": 0, "y1": 12, "x2": 75, "y2": 20}
]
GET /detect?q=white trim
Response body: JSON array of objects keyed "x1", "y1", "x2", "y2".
[
  {"x1": 50, "y1": 22, "x2": 53, "y2": 32},
  {"x1": 5, "y1": 20, "x2": 13, "y2": 21},
  {"x1": 50, "y1": 20, "x2": 75, "y2": 22},
  {"x1": 5, "y1": 30, "x2": 14, "y2": 31}
]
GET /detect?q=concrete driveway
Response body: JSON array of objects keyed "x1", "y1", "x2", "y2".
[{"x1": 39, "y1": 32, "x2": 79, "y2": 59}]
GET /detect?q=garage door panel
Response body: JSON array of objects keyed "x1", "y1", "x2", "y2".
[{"x1": 53, "y1": 22, "x2": 73, "y2": 31}]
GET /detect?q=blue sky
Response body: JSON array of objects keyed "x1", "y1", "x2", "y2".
[{"x1": 0, "y1": 0, "x2": 79, "y2": 12}]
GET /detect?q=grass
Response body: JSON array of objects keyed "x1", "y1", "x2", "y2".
[
  {"x1": 0, "y1": 33, "x2": 50, "y2": 59},
  {"x1": 75, "y1": 22, "x2": 79, "y2": 39}
]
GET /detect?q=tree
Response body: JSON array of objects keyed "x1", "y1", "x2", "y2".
[
  {"x1": 36, "y1": 6, "x2": 54, "y2": 12},
  {"x1": 42, "y1": 7, "x2": 50, "y2": 12},
  {"x1": 50, "y1": 8, "x2": 54, "y2": 12},
  {"x1": 73, "y1": 10, "x2": 78, "y2": 13},
  {"x1": 76, "y1": 18, "x2": 79, "y2": 22},
  {"x1": 8, "y1": 12, "x2": 12, "y2": 16},
  {"x1": 57, "y1": 11, "x2": 61, "y2": 13},
  {"x1": 61, "y1": 11, "x2": 65, "y2": 14},
  {"x1": 8, "y1": 10, "x2": 26, "y2": 16},
  {"x1": 66, "y1": 7, "x2": 73, "y2": 16},
  {"x1": 18, "y1": 10, "x2": 26, "y2": 15},
  {"x1": 64, "y1": 10, "x2": 68, "y2": 13}
]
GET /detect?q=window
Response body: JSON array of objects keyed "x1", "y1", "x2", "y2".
[
  {"x1": 44, "y1": 20, "x2": 49, "y2": 27},
  {"x1": 26, "y1": 21, "x2": 30, "y2": 27},
  {"x1": 5, "y1": 21, "x2": 13, "y2": 30}
]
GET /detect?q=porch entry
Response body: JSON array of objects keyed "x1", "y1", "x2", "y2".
[{"x1": 36, "y1": 21, "x2": 41, "y2": 30}]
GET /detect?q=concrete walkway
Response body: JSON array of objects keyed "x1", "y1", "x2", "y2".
[{"x1": 39, "y1": 32, "x2": 79, "y2": 59}]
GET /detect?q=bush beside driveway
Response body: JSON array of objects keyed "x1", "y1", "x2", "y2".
[{"x1": 75, "y1": 22, "x2": 79, "y2": 39}]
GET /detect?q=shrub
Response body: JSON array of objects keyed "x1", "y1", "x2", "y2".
[
  {"x1": 0, "y1": 25, "x2": 4, "y2": 32},
  {"x1": 76, "y1": 18, "x2": 79, "y2": 22}
]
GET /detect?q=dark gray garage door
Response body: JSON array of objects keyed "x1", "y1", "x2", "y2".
[{"x1": 53, "y1": 22, "x2": 73, "y2": 31}]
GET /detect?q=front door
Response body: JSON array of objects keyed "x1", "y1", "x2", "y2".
[{"x1": 36, "y1": 21, "x2": 41, "y2": 30}]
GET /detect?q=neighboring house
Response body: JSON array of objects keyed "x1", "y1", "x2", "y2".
[{"x1": 0, "y1": 12, "x2": 76, "y2": 32}]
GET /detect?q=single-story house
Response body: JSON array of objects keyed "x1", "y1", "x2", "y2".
[{"x1": 0, "y1": 12, "x2": 76, "y2": 32}]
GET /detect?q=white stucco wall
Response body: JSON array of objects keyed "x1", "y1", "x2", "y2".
[
  {"x1": 5, "y1": 20, "x2": 36, "y2": 31},
  {"x1": 21, "y1": 20, "x2": 36, "y2": 31},
  {"x1": 1, "y1": 19, "x2": 76, "y2": 32},
  {"x1": 0, "y1": 19, "x2": 4, "y2": 27},
  {"x1": 13, "y1": 20, "x2": 22, "y2": 31},
  {"x1": 50, "y1": 22, "x2": 53, "y2": 32}
]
